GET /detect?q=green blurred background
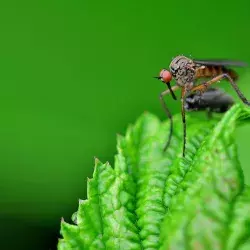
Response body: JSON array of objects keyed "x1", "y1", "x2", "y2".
[{"x1": 1, "y1": 0, "x2": 250, "y2": 249}]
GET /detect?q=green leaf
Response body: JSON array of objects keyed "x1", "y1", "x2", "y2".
[{"x1": 58, "y1": 104, "x2": 250, "y2": 250}]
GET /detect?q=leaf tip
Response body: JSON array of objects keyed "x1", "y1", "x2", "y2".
[
  {"x1": 71, "y1": 212, "x2": 78, "y2": 224},
  {"x1": 78, "y1": 199, "x2": 84, "y2": 205},
  {"x1": 116, "y1": 133, "x2": 125, "y2": 148},
  {"x1": 94, "y1": 157, "x2": 102, "y2": 166}
]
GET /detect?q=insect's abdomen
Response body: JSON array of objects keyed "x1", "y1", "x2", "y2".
[{"x1": 195, "y1": 66, "x2": 238, "y2": 80}]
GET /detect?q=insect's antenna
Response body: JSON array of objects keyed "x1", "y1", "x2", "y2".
[
  {"x1": 166, "y1": 82, "x2": 177, "y2": 100},
  {"x1": 159, "y1": 94, "x2": 173, "y2": 152},
  {"x1": 181, "y1": 89, "x2": 187, "y2": 157}
]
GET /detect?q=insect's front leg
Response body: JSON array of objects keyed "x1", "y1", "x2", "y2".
[{"x1": 159, "y1": 85, "x2": 180, "y2": 152}]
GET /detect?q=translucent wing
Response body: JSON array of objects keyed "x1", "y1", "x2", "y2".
[{"x1": 193, "y1": 59, "x2": 248, "y2": 67}]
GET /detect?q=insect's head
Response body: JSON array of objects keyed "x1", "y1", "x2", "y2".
[{"x1": 154, "y1": 69, "x2": 172, "y2": 83}]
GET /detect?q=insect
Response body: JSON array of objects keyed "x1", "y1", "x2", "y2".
[
  {"x1": 155, "y1": 55, "x2": 249, "y2": 157},
  {"x1": 185, "y1": 88, "x2": 234, "y2": 115}
]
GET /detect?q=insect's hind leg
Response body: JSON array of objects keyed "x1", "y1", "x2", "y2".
[
  {"x1": 191, "y1": 74, "x2": 250, "y2": 106},
  {"x1": 223, "y1": 74, "x2": 250, "y2": 106}
]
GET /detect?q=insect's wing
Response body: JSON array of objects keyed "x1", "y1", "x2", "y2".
[{"x1": 193, "y1": 59, "x2": 248, "y2": 67}]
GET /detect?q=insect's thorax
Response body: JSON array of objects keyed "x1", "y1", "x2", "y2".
[{"x1": 169, "y1": 56, "x2": 196, "y2": 88}]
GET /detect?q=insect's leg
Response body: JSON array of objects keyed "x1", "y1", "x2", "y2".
[
  {"x1": 166, "y1": 82, "x2": 177, "y2": 100},
  {"x1": 191, "y1": 74, "x2": 250, "y2": 106},
  {"x1": 223, "y1": 74, "x2": 250, "y2": 106},
  {"x1": 181, "y1": 88, "x2": 187, "y2": 157},
  {"x1": 206, "y1": 108, "x2": 213, "y2": 119},
  {"x1": 191, "y1": 75, "x2": 223, "y2": 93},
  {"x1": 159, "y1": 85, "x2": 180, "y2": 152}
]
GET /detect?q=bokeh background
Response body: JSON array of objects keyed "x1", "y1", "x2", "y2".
[{"x1": 1, "y1": 0, "x2": 250, "y2": 249}]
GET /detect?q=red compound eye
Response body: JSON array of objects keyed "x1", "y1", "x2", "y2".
[{"x1": 160, "y1": 69, "x2": 172, "y2": 83}]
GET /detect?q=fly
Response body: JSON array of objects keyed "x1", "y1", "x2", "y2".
[
  {"x1": 155, "y1": 55, "x2": 249, "y2": 157},
  {"x1": 185, "y1": 88, "x2": 234, "y2": 114}
]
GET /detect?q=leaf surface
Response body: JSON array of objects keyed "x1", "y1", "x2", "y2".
[{"x1": 58, "y1": 104, "x2": 250, "y2": 250}]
